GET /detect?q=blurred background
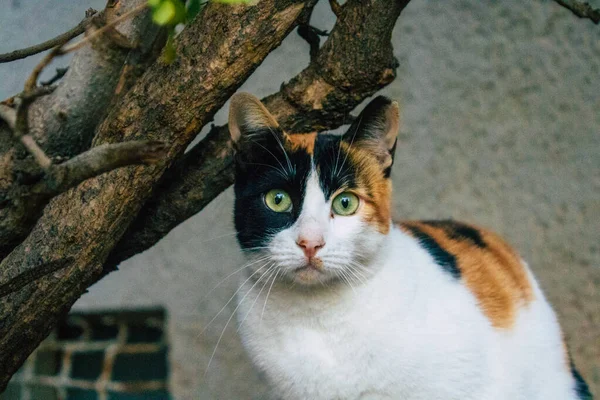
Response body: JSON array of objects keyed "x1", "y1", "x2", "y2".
[{"x1": 1, "y1": 0, "x2": 598, "y2": 399}]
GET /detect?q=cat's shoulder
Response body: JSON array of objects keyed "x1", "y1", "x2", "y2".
[{"x1": 396, "y1": 219, "x2": 534, "y2": 329}]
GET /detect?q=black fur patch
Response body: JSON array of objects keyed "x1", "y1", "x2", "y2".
[
  {"x1": 422, "y1": 220, "x2": 487, "y2": 248},
  {"x1": 402, "y1": 224, "x2": 461, "y2": 279},
  {"x1": 313, "y1": 134, "x2": 358, "y2": 200},
  {"x1": 234, "y1": 127, "x2": 311, "y2": 250},
  {"x1": 570, "y1": 360, "x2": 593, "y2": 400},
  {"x1": 383, "y1": 138, "x2": 398, "y2": 178}
]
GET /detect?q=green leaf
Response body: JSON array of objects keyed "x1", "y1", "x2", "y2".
[
  {"x1": 147, "y1": 0, "x2": 162, "y2": 7},
  {"x1": 152, "y1": 1, "x2": 175, "y2": 25},
  {"x1": 151, "y1": 0, "x2": 187, "y2": 26}
]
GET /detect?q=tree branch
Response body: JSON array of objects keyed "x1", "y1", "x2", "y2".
[
  {"x1": 0, "y1": 9, "x2": 98, "y2": 64},
  {"x1": 32, "y1": 141, "x2": 168, "y2": 196},
  {"x1": 106, "y1": 0, "x2": 411, "y2": 270},
  {"x1": 554, "y1": 0, "x2": 600, "y2": 23},
  {"x1": 0, "y1": 0, "x2": 318, "y2": 388}
]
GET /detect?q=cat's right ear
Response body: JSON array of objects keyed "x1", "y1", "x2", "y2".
[{"x1": 229, "y1": 92, "x2": 280, "y2": 146}]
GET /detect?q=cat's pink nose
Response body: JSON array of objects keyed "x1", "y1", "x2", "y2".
[{"x1": 296, "y1": 237, "x2": 325, "y2": 259}]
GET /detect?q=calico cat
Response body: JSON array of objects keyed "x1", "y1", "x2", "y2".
[{"x1": 228, "y1": 92, "x2": 592, "y2": 400}]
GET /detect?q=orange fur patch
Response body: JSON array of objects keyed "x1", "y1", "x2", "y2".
[
  {"x1": 286, "y1": 132, "x2": 317, "y2": 155},
  {"x1": 344, "y1": 143, "x2": 392, "y2": 234},
  {"x1": 399, "y1": 221, "x2": 533, "y2": 329}
]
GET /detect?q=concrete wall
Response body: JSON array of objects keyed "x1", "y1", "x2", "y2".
[{"x1": 2, "y1": 0, "x2": 598, "y2": 398}]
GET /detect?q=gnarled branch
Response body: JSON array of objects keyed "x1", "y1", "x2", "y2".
[{"x1": 33, "y1": 141, "x2": 168, "y2": 196}]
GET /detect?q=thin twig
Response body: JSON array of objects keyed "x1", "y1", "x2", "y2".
[
  {"x1": 61, "y1": 3, "x2": 147, "y2": 54},
  {"x1": 24, "y1": 47, "x2": 63, "y2": 92},
  {"x1": 0, "y1": 9, "x2": 99, "y2": 64},
  {"x1": 35, "y1": 140, "x2": 168, "y2": 195},
  {"x1": 554, "y1": 0, "x2": 600, "y2": 24}
]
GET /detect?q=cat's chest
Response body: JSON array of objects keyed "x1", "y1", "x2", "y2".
[
  {"x1": 236, "y1": 258, "x2": 494, "y2": 399},
  {"x1": 237, "y1": 281, "x2": 416, "y2": 398}
]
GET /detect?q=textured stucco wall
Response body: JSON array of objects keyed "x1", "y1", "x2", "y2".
[{"x1": 1, "y1": 0, "x2": 599, "y2": 398}]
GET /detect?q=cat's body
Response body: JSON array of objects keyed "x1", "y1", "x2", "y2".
[
  {"x1": 237, "y1": 223, "x2": 576, "y2": 400},
  {"x1": 226, "y1": 93, "x2": 592, "y2": 399}
]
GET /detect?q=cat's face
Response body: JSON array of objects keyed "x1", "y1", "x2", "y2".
[{"x1": 230, "y1": 93, "x2": 400, "y2": 286}]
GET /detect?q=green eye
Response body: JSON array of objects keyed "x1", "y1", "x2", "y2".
[
  {"x1": 332, "y1": 192, "x2": 360, "y2": 216},
  {"x1": 264, "y1": 189, "x2": 292, "y2": 212}
]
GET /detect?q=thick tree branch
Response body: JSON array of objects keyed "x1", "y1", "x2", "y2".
[
  {"x1": 106, "y1": 0, "x2": 411, "y2": 270},
  {"x1": 0, "y1": 9, "x2": 98, "y2": 64},
  {"x1": 554, "y1": 0, "x2": 600, "y2": 24},
  {"x1": 0, "y1": 0, "x2": 318, "y2": 388}
]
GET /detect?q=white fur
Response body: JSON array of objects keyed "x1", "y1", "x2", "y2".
[{"x1": 235, "y1": 174, "x2": 578, "y2": 399}]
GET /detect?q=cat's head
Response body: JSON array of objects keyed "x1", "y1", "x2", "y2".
[{"x1": 230, "y1": 93, "x2": 400, "y2": 286}]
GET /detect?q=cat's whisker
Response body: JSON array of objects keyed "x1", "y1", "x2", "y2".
[
  {"x1": 249, "y1": 138, "x2": 290, "y2": 179},
  {"x1": 260, "y1": 268, "x2": 280, "y2": 326},
  {"x1": 243, "y1": 161, "x2": 289, "y2": 180},
  {"x1": 186, "y1": 231, "x2": 238, "y2": 245},
  {"x1": 345, "y1": 265, "x2": 366, "y2": 286},
  {"x1": 204, "y1": 262, "x2": 277, "y2": 377},
  {"x1": 337, "y1": 114, "x2": 363, "y2": 177},
  {"x1": 200, "y1": 255, "x2": 271, "y2": 304},
  {"x1": 201, "y1": 261, "x2": 271, "y2": 336},
  {"x1": 337, "y1": 269, "x2": 356, "y2": 293},
  {"x1": 267, "y1": 126, "x2": 294, "y2": 177},
  {"x1": 237, "y1": 264, "x2": 278, "y2": 332},
  {"x1": 348, "y1": 261, "x2": 370, "y2": 283}
]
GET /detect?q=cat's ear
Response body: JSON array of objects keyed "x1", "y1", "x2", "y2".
[
  {"x1": 342, "y1": 96, "x2": 400, "y2": 170},
  {"x1": 229, "y1": 92, "x2": 280, "y2": 144}
]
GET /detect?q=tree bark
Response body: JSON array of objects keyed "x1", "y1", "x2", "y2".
[{"x1": 0, "y1": 0, "x2": 316, "y2": 388}]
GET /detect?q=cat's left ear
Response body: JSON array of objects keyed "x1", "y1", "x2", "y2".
[
  {"x1": 342, "y1": 96, "x2": 400, "y2": 170},
  {"x1": 229, "y1": 92, "x2": 280, "y2": 144}
]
